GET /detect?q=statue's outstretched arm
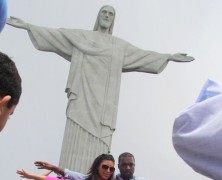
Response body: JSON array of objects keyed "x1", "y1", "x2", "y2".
[
  {"x1": 168, "y1": 53, "x2": 194, "y2": 62},
  {"x1": 7, "y1": 16, "x2": 29, "y2": 30}
]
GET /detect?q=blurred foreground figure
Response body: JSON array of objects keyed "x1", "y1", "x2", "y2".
[
  {"x1": 173, "y1": 79, "x2": 222, "y2": 179},
  {"x1": 0, "y1": 0, "x2": 7, "y2": 32},
  {"x1": 0, "y1": 51, "x2": 22, "y2": 132},
  {"x1": 7, "y1": 5, "x2": 194, "y2": 172}
]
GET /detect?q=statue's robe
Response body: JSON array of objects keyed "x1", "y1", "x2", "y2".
[{"x1": 28, "y1": 25, "x2": 170, "y2": 173}]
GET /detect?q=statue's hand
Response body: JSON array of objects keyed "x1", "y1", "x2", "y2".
[
  {"x1": 7, "y1": 16, "x2": 29, "y2": 30},
  {"x1": 168, "y1": 53, "x2": 194, "y2": 62}
]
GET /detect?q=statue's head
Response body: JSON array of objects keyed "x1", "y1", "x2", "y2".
[{"x1": 93, "y1": 5, "x2": 115, "y2": 34}]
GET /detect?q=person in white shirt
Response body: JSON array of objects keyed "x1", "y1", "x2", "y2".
[{"x1": 173, "y1": 79, "x2": 222, "y2": 179}]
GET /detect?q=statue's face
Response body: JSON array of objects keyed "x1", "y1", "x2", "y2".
[{"x1": 98, "y1": 6, "x2": 115, "y2": 30}]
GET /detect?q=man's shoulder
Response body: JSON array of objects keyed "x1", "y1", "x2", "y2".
[
  {"x1": 115, "y1": 174, "x2": 149, "y2": 180},
  {"x1": 135, "y1": 177, "x2": 149, "y2": 180}
]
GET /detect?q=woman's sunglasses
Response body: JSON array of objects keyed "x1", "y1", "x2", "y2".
[{"x1": 102, "y1": 164, "x2": 115, "y2": 172}]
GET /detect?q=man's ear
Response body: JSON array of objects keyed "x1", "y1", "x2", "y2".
[{"x1": 0, "y1": 96, "x2": 11, "y2": 112}]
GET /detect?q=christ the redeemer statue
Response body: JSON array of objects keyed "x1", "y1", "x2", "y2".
[{"x1": 7, "y1": 5, "x2": 194, "y2": 173}]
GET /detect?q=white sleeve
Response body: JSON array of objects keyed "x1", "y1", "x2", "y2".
[
  {"x1": 173, "y1": 79, "x2": 222, "y2": 179},
  {"x1": 64, "y1": 169, "x2": 86, "y2": 179}
]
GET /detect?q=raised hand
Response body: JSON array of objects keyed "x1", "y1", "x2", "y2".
[
  {"x1": 34, "y1": 161, "x2": 65, "y2": 177},
  {"x1": 16, "y1": 169, "x2": 45, "y2": 180},
  {"x1": 34, "y1": 161, "x2": 55, "y2": 170}
]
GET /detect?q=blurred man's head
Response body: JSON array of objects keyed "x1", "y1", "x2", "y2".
[
  {"x1": 0, "y1": 52, "x2": 22, "y2": 132},
  {"x1": 118, "y1": 152, "x2": 135, "y2": 180}
]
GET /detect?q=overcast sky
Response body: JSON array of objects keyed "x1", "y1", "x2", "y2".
[{"x1": 1, "y1": 0, "x2": 221, "y2": 179}]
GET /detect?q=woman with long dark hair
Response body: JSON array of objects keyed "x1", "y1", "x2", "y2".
[{"x1": 17, "y1": 154, "x2": 115, "y2": 180}]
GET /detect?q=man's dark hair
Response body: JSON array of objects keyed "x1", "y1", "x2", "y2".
[
  {"x1": 118, "y1": 152, "x2": 135, "y2": 164},
  {"x1": 86, "y1": 154, "x2": 115, "y2": 180},
  {"x1": 0, "y1": 52, "x2": 22, "y2": 108}
]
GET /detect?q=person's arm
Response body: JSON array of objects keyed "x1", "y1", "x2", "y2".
[
  {"x1": 34, "y1": 161, "x2": 86, "y2": 179},
  {"x1": 7, "y1": 16, "x2": 30, "y2": 30},
  {"x1": 34, "y1": 161, "x2": 65, "y2": 177},
  {"x1": 16, "y1": 169, "x2": 45, "y2": 180},
  {"x1": 42, "y1": 170, "x2": 53, "y2": 176}
]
